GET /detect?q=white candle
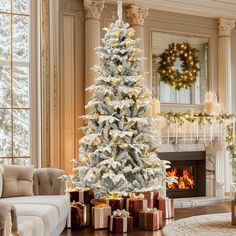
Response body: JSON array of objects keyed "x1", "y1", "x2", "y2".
[
  {"x1": 153, "y1": 99, "x2": 161, "y2": 115},
  {"x1": 176, "y1": 121, "x2": 178, "y2": 144},
  {"x1": 203, "y1": 125, "x2": 206, "y2": 145},
  {"x1": 190, "y1": 122, "x2": 193, "y2": 143},
  {"x1": 215, "y1": 102, "x2": 221, "y2": 115},
  {"x1": 210, "y1": 124, "x2": 213, "y2": 144},
  {"x1": 196, "y1": 120, "x2": 199, "y2": 140},
  {"x1": 208, "y1": 91, "x2": 213, "y2": 101},
  {"x1": 183, "y1": 122, "x2": 186, "y2": 145},
  {"x1": 233, "y1": 118, "x2": 235, "y2": 142},
  {"x1": 167, "y1": 125, "x2": 170, "y2": 145},
  {"x1": 204, "y1": 100, "x2": 215, "y2": 115}
]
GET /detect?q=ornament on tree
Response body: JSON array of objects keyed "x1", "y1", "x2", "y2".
[{"x1": 61, "y1": 0, "x2": 168, "y2": 197}]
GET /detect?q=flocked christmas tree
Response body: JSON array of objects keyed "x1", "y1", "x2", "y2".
[{"x1": 63, "y1": 0, "x2": 168, "y2": 197}]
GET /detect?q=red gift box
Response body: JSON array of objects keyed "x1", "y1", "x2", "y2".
[
  {"x1": 139, "y1": 209, "x2": 162, "y2": 231},
  {"x1": 69, "y1": 188, "x2": 94, "y2": 204},
  {"x1": 126, "y1": 198, "x2": 148, "y2": 226},
  {"x1": 108, "y1": 215, "x2": 133, "y2": 233},
  {"x1": 156, "y1": 198, "x2": 174, "y2": 219},
  {"x1": 70, "y1": 202, "x2": 90, "y2": 228},
  {"x1": 139, "y1": 191, "x2": 159, "y2": 208},
  {"x1": 105, "y1": 198, "x2": 124, "y2": 212},
  {"x1": 122, "y1": 194, "x2": 130, "y2": 210}
]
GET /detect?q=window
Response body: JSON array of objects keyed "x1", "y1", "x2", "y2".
[{"x1": 0, "y1": 0, "x2": 32, "y2": 165}]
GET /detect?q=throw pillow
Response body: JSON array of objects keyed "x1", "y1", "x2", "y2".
[{"x1": 2, "y1": 165, "x2": 34, "y2": 197}]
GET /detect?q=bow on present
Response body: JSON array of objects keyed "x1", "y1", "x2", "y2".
[
  {"x1": 110, "y1": 209, "x2": 130, "y2": 232},
  {"x1": 103, "y1": 192, "x2": 120, "y2": 200},
  {"x1": 129, "y1": 193, "x2": 144, "y2": 199},
  {"x1": 71, "y1": 201, "x2": 87, "y2": 226},
  {"x1": 71, "y1": 201, "x2": 85, "y2": 208},
  {"x1": 145, "y1": 208, "x2": 158, "y2": 213},
  {"x1": 112, "y1": 209, "x2": 129, "y2": 217}
]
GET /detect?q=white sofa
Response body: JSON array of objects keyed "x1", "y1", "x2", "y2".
[{"x1": 0, "y1": 167, "x2": 70, "y2": 236}]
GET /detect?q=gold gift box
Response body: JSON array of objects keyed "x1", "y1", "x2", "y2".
[{"x1": 92, "y1": 205, "x2": 111, "y2": 229}]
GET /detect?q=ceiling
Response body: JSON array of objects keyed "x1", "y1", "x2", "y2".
[{"x1": 107, "y1": 0, "x2": 236, "y2": 20}]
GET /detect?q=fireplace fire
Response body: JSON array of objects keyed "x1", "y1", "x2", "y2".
[
  {"x1": 159, "y1": 151, "x2": 206, "y2": 198},
  {"x1": 167, "y1": 167, "x2": 195, "y2": 190}
]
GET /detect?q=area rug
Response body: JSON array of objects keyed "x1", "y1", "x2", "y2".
[{"x1": 163, "y1": 213, "x2": 236, "y2": 236}]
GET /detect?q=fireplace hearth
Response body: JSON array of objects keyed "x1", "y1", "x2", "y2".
[{"x1": 159, "y1": 152, "x2": 206, "y2": 198}]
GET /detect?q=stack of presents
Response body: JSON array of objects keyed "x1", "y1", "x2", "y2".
[{"x1": 68, "y1": 188, "x2": 174, "y2": 232}]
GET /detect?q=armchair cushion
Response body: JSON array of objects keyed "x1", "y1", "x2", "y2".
[
  {"x1": 2, "y1": 165, "x2": 34, "y2": 198},
  {"x1": 33, "y1": 168, "x2": 65, "y2": 195}
]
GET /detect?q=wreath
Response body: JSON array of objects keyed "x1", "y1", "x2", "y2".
[{"x1": 157, "y1": 42, "x2": 199, "y2": 90}]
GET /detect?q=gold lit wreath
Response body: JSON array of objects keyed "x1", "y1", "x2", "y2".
[{"x1": 157, "y1": 42, "x2": 199, "y2": 90}]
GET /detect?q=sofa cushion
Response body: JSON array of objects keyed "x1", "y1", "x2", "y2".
[
  {"x1": 33, "y1": 168, "x2": 65, "y2": 195},
  {"x1": 6, "y1": 195, "x2": 70, "y2": 222},
  {"x1": 2, "y1": 165, "x2": 34, "y2": 198},
  {"x1": 17, "y1": 216, "x2": 45, "y2": 236},
  {"x1": 14, "y1": 204, "x2": 59, "y2": 236}
]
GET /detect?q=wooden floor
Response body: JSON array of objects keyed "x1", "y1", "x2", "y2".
[
  {"x1": 61, "y1": 200, "x2": 231, "y2": 235},
  {"x1": 61, "y1": 228, "x2": 164, "y2": 236}
]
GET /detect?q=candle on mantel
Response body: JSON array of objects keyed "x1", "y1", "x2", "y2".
[
  {"x1": 204, "y1": 91, "x2": 221, "y2": 116},
  {"x1": 152, "y1": 99, "x2": 161, "y2": 115}
]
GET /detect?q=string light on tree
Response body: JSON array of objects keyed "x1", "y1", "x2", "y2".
[{"x1": 61, "y1": 0, "x2": 168, "y2": 197}]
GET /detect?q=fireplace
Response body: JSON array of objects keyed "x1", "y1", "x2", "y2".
[{"x1": 159, "y1": 152, "x2": 206, "y2": 198}]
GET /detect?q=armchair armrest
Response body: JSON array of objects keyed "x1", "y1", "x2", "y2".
[
  {"x1": 0, "y1": 200, "x2": 18, "y2": 236},
  {"x1": 33, "y1": 168, "x2": 66, "y2": 195}
]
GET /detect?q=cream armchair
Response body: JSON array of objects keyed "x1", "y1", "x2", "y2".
[{"x1": 0, "y1": 167, "x2": 69, "y2": 236}]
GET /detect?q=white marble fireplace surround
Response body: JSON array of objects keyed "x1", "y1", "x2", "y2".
[{"x1": 159, "y1": 139, "x2": 232, "y2": 198}]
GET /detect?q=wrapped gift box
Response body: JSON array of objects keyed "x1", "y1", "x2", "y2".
[
  {"x1": 232, "y1": 200, "x2": 236, "y2": 225},
  {"x1": 92, "y1": 204, "x2": 111, "y2": 229},
  {"x1": 105, "y1": 198, "x2": 124, "y2": 212},
  {"x1": 108, "y1": 209, "x2": 133, "y2": 233},
  {"x1": 122, "y1": 193, "x2": 130, "y2": 210},
  {"x1": 69, "y1": 188, "x2": 94, "y2": 204},
  {"x1": 156, "y1": 197, "x2": 174, "y2": 219},
  {"x1": 108, "y1": 216, "x2": 133, "y2": 233},
  {"x1": 71, "y1": 202, "x2": 90, "y2": 228},
  {"x1": 138, "y1": 191, "x2": 159, "y2": 208},
  {"x1": 139, "y1": 208, "x2": 162, "y2": 231},
  {"x1": 126, "y1": 197, "x2": 148, "y2": 226}
]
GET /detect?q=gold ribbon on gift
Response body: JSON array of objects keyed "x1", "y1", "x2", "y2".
[
  {"x1": 145, "y1": 208, "x2": 158, "y2": 213},
  {"x1": 103, "y1": 192, "x2": 119, "y2": 200},
  {"x1": 112, "y1": 209, "x2": 129, "y2": 217},
  {"x1": 129, "y1": 193, "x2": 144, "y2": 199},
  {"x1": 71, "y1": 201, "x2": 84, "y2": 208},
  {"x1": 95, "y1": 203, "x2": 108, "y2": 208},
  {"x1": 112, "y1": 192, "x2": 119, "y2": 199},
  {"x1": 71, "y1": 201, "x2": 87, "y2": 226}
]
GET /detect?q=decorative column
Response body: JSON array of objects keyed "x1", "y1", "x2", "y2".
[
  {"x1": 84, "y1": 0, "x2": 104, "y2": 106},
  {"x1": 217, "y1": 18, "x2": 235, "y2": 195},
  {"x1": 127, "y1": 5, "x2": 148, "y2": 72},
  {"x1": 218, "y1": 18, "x2": 235, "y2": 113}
]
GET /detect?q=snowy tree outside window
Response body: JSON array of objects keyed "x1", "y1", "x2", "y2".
[{"x1": 0, "y1": 0, "x2": 31, "y2": 165}]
